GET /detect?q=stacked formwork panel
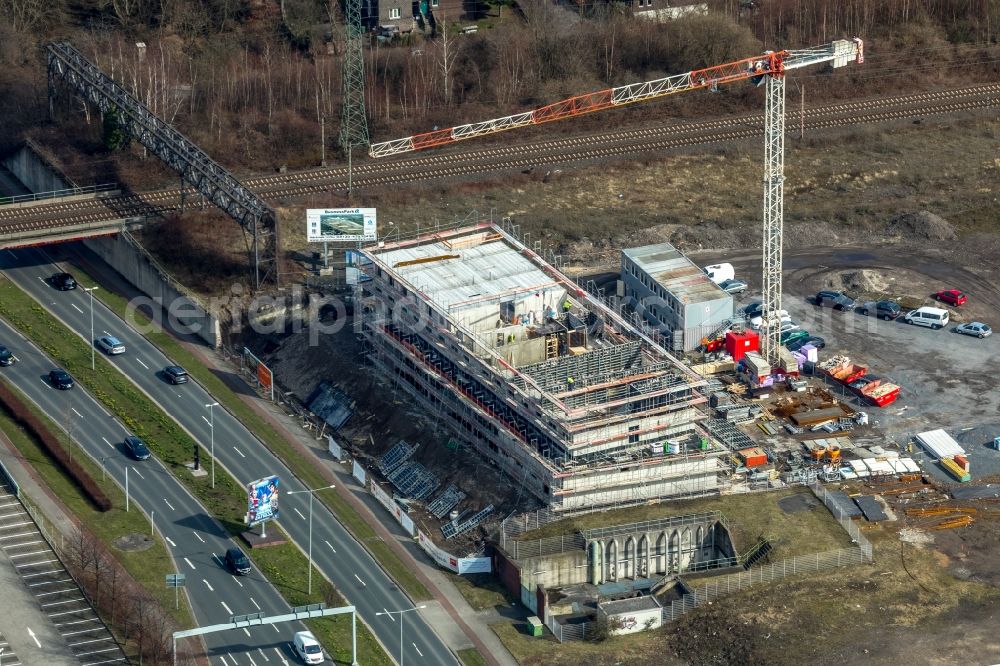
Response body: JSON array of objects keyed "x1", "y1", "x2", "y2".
[{"x1": 358, "y1": 224, "x2": 722, "y2": 513}]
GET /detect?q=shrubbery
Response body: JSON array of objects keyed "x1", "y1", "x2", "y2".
[{"x1": 0, "y1": 378, "x2": 112, "y2": 511}]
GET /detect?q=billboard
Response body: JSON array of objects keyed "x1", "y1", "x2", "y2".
[
  {"x1": 307, "y1": 208, "x2": 377, "y2": 242},
  {"x1": 247, "y1": 476, "x2": 280, "y2": 526}
]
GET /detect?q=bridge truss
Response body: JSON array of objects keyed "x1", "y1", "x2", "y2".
[{"x1": 46, "y1": 41, "x2": 279, "y2": 288}]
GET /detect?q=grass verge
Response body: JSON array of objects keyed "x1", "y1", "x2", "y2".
[
  {"x1": 0, "y1": 384, "x2": 193, "y2": 628},
  {"x1": 65, "y1": 265, "x2": 432, "y2": 602},
  {"x1": 458, "y1": 647, "x2": 490, "y2": 666},
  {"x1": 515, "y1": 487, "x2": 851, "y2": 556},
  {"x1": 0, "y1": 275, "x2": 389, "y2": 663},
  {"x1": 447, "y1": 572, "x2": 517, "y2": 612}
]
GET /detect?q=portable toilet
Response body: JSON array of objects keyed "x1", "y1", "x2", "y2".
[{"x1": 992, "y1": 437, "x2": 1000, "y2": 451}]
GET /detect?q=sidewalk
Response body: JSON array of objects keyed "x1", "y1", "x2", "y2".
[{"x1": 63, "y1": 244, "x2": 522, "y2": 665}]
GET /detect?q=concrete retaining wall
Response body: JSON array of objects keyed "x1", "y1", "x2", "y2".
[
  {"x1": 83, "y1": 234, "x2": 221, "y2": 348},
  {"x1": 2, "y1": 141, "x2": 75, "y2": 194}
]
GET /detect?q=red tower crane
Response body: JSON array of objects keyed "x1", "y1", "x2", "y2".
[{"x1": 370, "y1": 39, "x2": 865, "y2": 365}]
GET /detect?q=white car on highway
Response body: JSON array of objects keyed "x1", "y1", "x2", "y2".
[
  {"x1": 293, "y1": 631, "x2": 324, "y2": 664},
  {"x1": 96, "y1": 335, "x2": 126, "y2": 355}
]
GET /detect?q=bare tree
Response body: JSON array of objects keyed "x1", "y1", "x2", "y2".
[
  {"x1": 0, "y1": 0, "x2": 49, "y2": 32},
  {"x1": 436, "y1": 13, "x2": 458, "y2": 105}
]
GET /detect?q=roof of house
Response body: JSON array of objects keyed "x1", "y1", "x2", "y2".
[{"x1": 622, "y1": 243, "x2": 727, "y2": 305}]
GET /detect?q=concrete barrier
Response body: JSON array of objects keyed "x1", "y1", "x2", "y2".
[{"x1": 83, "y1": 232, "x2": 221, "y2": 348}]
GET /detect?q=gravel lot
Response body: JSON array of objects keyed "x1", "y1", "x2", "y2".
[{"x1": 698, "y1": 245, "x2": 1000, "y2": 479}]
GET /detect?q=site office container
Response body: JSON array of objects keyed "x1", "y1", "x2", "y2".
[
  {"x1": 738, "y1": 447, "x2": 768, "y2": 468},
  {"x1": 725, "y1": 330, "x2": 759, "y2": 363}
]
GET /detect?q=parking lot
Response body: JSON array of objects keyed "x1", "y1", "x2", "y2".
[{"x1": 711, "y1": 246, "x2": 1000, "y2": 477}]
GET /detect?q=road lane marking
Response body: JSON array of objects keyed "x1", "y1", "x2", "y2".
[
  {"x1": 250, "y1": 597, "x2": 261, "y2": 610},
  {"x1": 243, "y1": 627, "x2": 251, "y2": 638},
  {"x1": 71, "y1": 408, "x2": 82, "y2": 417},
  {"x1": 102, "y1": 437, "x2": 113, "y2": 448},
  {"x1": 130, "y1": 467, "x2": 145, "y2": 480},
  {"x1": 71, "y1": 304, "x2": 84, "y2": 314},
  {"x1": 136, "y1": 358, "x2": 149, "y2": 369},
  {"x1": 233, "y1": 447, "x2": 246, "y2": 458},
  {"x1": 203, "y1": 579, "x2": 214, "y2": 592},
  {"x1": 162, "y1": 499, "x2": 175, "y2": 511},
  {"x1": 412, "y1": 643, "x2": 423, "y2": 657},
  {"x1": 324, "y1": 540, "x2": 336, "y2": 553},
  {"x1": 221, "y1": 601, "x2": 233, "y2": 615},
  {"x1": 165, "y1": 537, "x2": 176, "y2": 547},
  {"x1": 382, "y1": 607, "x2": 394, "y2": 621},
  {"x1": 184, "y1": 557, "x2": 196, "y2": 570},
  {"x1": 293, "y1": 508, "x2": 305, "y2": 520},
  {"x1": 27, "y1": 627, "x2": 41, "y2": 648},
  {"x1": 355, "y1": 574, "x2": 366, "y2": 587},
  {"x1": 234, "y1": 578, "x2": 243, "y2": 588},
  {"x1": 193, "y1": 532, "x2": 205, "y2": 543},
  {"x1": 257, "y1": 647, "x2": 270, "y2": 662},
  {"x1": 202, "y1": 416, "x2": 211, "y2": 426}
]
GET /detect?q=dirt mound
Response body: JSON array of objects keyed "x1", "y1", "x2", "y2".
[
  {"x1": 886, "y1": 210, "x2": 956, "y2": 241},
  {"x1": 835, "y1": 269, "x2": 891, "y2": 293}
]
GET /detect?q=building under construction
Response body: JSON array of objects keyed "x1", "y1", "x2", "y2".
[{"x1": 356, "y1": 223, "x2": 725, "y2": 513}]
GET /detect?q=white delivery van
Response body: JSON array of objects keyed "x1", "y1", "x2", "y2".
[
  {"x1": 903, "y1": 306, "x2": 949, "y2": 329},
  {"x1": 703, "y1": 263, "x2": 735, "y2": 285}
]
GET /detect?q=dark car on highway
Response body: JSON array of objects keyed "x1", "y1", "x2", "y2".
[
  {"x1": 225, "y1": 547, "x2": 251, "y2": 575},
  {"x1": 49, "y1": 368, "x2": 74, "y2": 389},
  {"x1": 0, "y1": 345, "x2": 14, "y2": 367},
  {"x1": 123, "y1": 435, "x2": 151, "y2": 461},
  {"x1": 51, "y1": 272, "x2": 77, "y2": 290},
  {"x1": 814, "y1": 290, "x2": 856, "y2": 311},
  {"x1": 858, "y1": 300, "x2": 902, "y2": 320},
  {"x1": 163, "y1": 365, "x2": 189, "y2": 384}
]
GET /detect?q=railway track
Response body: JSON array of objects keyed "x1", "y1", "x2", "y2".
[{"x1": 0, "y1": 82, "x2": 996, "y2": 234}]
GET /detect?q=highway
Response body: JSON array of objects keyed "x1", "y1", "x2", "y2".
[
  {"x1": 0, "y1": 314, "x2": 307, "y2": 665},
  {"x1": 0, "y1": 247, "x2": 460, "y2": 666}
]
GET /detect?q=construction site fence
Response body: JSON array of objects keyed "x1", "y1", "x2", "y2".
[{"x1": 543, "y1": 603, "x2": 598, "y2": 643}]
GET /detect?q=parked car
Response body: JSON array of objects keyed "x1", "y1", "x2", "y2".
[
  {"x1": 954, "y1": 322, "x2": 992, "y2": 338},
  {"x1": 814, "y1": 290, "x2": 856, "y2": 311},
  {"x1": 857, "y1": 300, "x2": 902, "y2": 320},
  {"x1": 934, "y1": 289, "x2": 967, "y2": 306},
  {"x1": 750, "y1": 310, "x2": 791, "y2": 330},
  {"x1": 163, "y1": 365, "x2": 189, "y2": 384},
  {"x1": 49, "y1": 368, "x2": 74, "y2": 389},
  {"x1": 719, "y1": 278, "x2": 748, "y2": 295},
  {"x1": 51, "y1": 272, "x2": 77, "y2": 290},
  {"x1": 293, "y1": 631, "x2": 324, "y2": 664},
  {"x1": 903, "y1": 306, "x2": 949, "y2": 329},
  {"x1": 778, "y1": 321, "x2": 801, "y2": 334},
  {"x1": 224, "y1": 547, "x2": 252, "y2": 575},
  {"x1": 743, "y1": 302, "x2": 763, "y2": 319},
  {"x1": 787, "y1": 335, "x2": 826, "y2": 352},
  {"x1": 780, "y1": 329, "x2": 810, "y2": 346},
  {"x1": 123, "y1": 435, "x2": 151, "y2": 461},
  {"x1": 0, "y1": 345, "x2": 14, "y2": 367},
  {"x1": 96, "y1": 335, "x2": 126, "y2": 355}
]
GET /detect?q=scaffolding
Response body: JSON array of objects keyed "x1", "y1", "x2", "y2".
[{"x1": 359, "y1": 224, "x2": 721, "y2": 512}]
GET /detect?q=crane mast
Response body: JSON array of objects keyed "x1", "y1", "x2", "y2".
[{"x1": 370, "y1": 39, "x2": 864, "y2": 367}]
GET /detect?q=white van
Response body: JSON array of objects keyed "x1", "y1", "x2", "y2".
[
  {"x1": 703, "y1": 263, "x2": 735, "y2": 286},
  {"x1": 903, "y1": 306, "x2": 949, "y2": 329}
]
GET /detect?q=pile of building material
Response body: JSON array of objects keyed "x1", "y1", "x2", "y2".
[{"x1": 915, "y1": 429, "x2": 971, "y2": 482}]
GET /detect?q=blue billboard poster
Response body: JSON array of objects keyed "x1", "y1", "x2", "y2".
[{"x1": 247, "y1": 476, "x2": 280, "y2": 526}]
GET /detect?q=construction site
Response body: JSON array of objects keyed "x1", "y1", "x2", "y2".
[{"x1": 355, "y1": 222, "x2": 723, "y2": 514}]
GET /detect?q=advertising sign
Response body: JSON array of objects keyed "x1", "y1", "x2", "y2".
[
  {"x1": 307, "y1": 208, "x2": 377, "y2": 242},
  {"x1": 247, "y1": 476, "x2": 280, "y2": 526}
]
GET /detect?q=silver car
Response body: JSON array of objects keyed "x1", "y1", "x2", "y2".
[
  {"x1": 719, "y1": 278, "x2": 748, "y2": 295},
  {"x1": 954, "y1": 322, "x2": 992, "y2": 339},
  {"x1": 96, "y1": 335, "x2": 126, "y2": 355}
]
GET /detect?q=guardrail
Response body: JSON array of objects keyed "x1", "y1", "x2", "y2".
[{"x1": 0, "y1": 182, "x2": 118, "y2": 206}]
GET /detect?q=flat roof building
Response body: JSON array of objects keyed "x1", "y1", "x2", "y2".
[
  {"x1": 621, "y1": 243, "x2": 734, "y2": 352},
  {"x1": 356, "y1": 223, "x2": 724, "y2": 513}
]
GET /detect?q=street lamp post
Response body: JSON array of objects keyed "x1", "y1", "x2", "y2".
[
  {"x1": 375, "y1": 605, "x2": 426, "y2": 666},
  {"x1": 205, "y1": 402, "x2": 219, "y2": 489},
  {"x1": 286, "y1": 484, "x2": 335, "y2": 595},
  {"x1": 83, "y1": 286, "x2": 98, "y2": 369}
]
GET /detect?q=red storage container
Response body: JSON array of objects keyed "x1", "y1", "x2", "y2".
[
  {"x1": 739, "y1": 447, "x2": 768, "y2": 468},
  {"x1": 725, "y1": 330, "x2": 759, "y2": 363}
]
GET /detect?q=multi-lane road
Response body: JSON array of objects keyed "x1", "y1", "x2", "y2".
[
  {"x1": 0, "y1": 303, "x2": 304, "y2": 665},
  {"x1": 0, "y1": 246, "x2": 459, "y2": 665}
]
